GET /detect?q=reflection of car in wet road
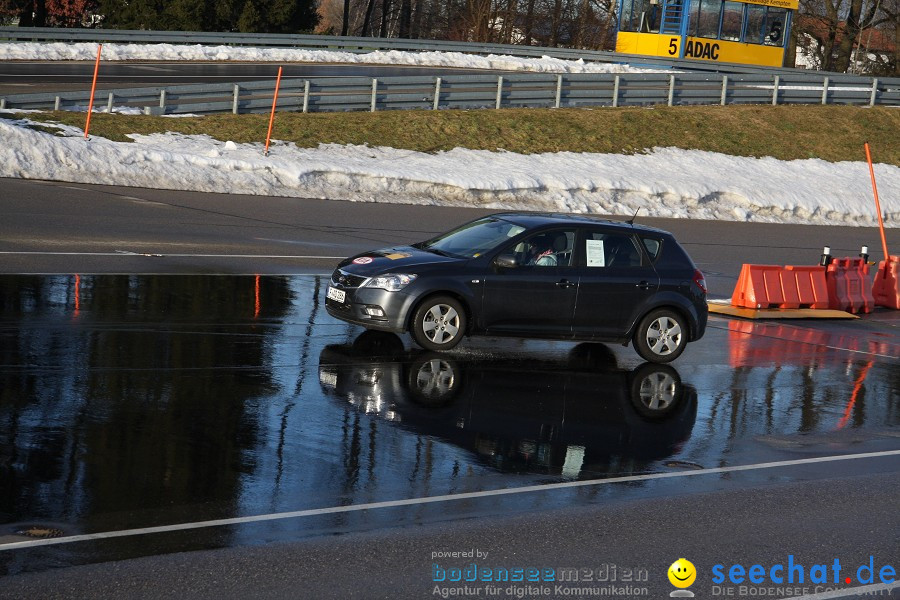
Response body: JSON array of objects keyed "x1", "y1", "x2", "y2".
[
  {"x1": 318, "y1": 332, "x2": 697, "y2": 478},
  {"x1": 325, "y1": 212, "x2": 708, "y2": 362}
]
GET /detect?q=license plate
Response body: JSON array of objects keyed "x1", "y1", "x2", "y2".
[{"x1": 327, "y1": 286, "x2": 346, "y2": 303}]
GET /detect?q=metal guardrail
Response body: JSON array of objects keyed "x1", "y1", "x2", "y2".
[
  {"x1": 2, "y1": 71, "x2": 898, "y2": 114},
  {"x1": 0, "y1": 25, "x2": 831, "y2": 76}
]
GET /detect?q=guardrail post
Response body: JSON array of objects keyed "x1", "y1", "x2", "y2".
[
  {"x1": 303, "y1": 80, "x2": 310, "y2": 113},
  {"x1": 555, "y1": 74, "x2": 562, "y2": 108},
  {"x1": 772, "y1": 75, "x2": 780, "y2": 106},
  {"x1": 159, "y1": 89, "x2": 166, "y2": 111},
  {"x1": 232, "y1": 84, "x2": 240, "y2": 115},
  {"x1": 495, "y1": 76, "x2": 503, "y2": 109},
  {"x1": 0, "y1": 98, "x2": 6, "y2": 110},
  {"x1": 106, "y1": 92, "x2": 114, "y2": 113},
  {"x1": 821, "y1": 76, "x2": 829, "y2": 104},
  {"x1": 612, "y1": 75, "x2": 620, "y2": 107},
  {"x1": 720, "y1": 75, "x2": 728, "y2": 105},
  {"x1": 433, "y1": 77, "x2": 441, "y2": 110},
  {"x1": 370, "y1": 78, "x2": 377, "y2": 112},
  {"x1": 54, "y1": 96, "x2": 61, "y2": 111},
  {"x1": 869, "y1": 78, "x2": 878, "y2": 107},
  {"x1": 667, "y1": 74, "x2": 675, "y2": 106}
]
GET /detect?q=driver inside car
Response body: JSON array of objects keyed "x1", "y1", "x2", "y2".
[{"x1": 526, "y1": 234, "x2": 558, "y2": 266}]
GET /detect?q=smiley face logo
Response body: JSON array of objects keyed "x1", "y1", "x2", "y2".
[{"x1": 668, "y1": 558, "x2": 697, "y2": 589}]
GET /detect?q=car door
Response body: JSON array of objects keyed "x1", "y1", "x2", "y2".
[
  {"x1": 480, "y1": 228, "x2": 579, "y2": 336},
  {"x1": 572, "y1": 228, "x2": 660, "y2": 339}
]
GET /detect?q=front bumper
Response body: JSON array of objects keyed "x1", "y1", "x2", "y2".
[{"x1": 324, "y1": 285, "x2": 415, "y2": 333}]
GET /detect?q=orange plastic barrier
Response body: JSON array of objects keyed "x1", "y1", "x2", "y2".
[
  {"x1": 872, "y1": 255, "x2": 900, "y2": 310},
  {"x1": 783, "y1": 266, "x2": 830, "y2": 309},
  {"x1": 731, "y1": 264, "x2": 828, "y2": 309},
  {"x1": 731, "y1": 264, "x2": 785, "y2": 309},
  {"x1": 826, "y1": 258, "x2": 873, "y2": 314},
  {"x1": 856, "y1": 258, "x2": 875, "y2": 313}
]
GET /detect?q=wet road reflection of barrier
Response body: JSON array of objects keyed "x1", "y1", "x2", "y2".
[{"x1": 318, "y1": 332, "x2": 698, "y2": 480}]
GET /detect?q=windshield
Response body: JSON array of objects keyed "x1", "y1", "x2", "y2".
[{"x1": 421, "y1": 218, "x2": 527, "y2": 259}]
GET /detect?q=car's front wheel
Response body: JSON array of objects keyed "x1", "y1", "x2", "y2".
[
  {"x1": 633, "y1": 309, "x2": 687, "y2": 363},
  {"x1": 411, "y1": 296, "x2": 466, "y2": 351}
]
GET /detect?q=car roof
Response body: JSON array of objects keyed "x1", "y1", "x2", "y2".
[{"x1": 488, "y1": 212, "x2": 673, "y2": 236}]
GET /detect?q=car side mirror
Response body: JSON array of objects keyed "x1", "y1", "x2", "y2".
[{"x1": 494, "y1": 254, "x2": 518, "y2": 269}]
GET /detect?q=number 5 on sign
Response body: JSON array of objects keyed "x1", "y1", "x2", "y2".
[{"x1": 668, "y1": 38, "x2": 679, "y2": 56}]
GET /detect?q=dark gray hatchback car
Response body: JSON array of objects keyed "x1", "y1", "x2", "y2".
[{"x1": 325, "y1": 213, "x2": 708, "y2": 363}]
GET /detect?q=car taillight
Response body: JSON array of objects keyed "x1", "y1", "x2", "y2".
[{"x1": 692, "y1": 270, "x2": 707, "y2": 294}]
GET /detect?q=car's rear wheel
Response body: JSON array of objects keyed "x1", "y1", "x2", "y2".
[
  {"x1": 628, "y1": 363, "x2": 683, "y2": 418},
  {"x1": 411, "y1": 296, "x2": 466, "y2": 351},
  {"x1": 633, "y1": 309, "x2": 687, "y2": 363}
]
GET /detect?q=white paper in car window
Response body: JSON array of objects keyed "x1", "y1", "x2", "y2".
[{"x1": 586, "y1": 239, "x2": 606, "y2": 267}]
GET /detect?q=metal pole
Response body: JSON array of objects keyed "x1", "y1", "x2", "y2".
[
  {"x1": 720, "y1": 75, "x2": 728, "y2": 106},
  {"x1": 869, "y1": 78, "x2": 878, "y2": 107},
  {"x1": 667, "y1": 74, "x2": 675, "y2": 107},
  {"x1": 370, "y1": 78, "x2": 377, "y2": 112},
  {"x1": 264, "y1": 66, "x2": 283, "y2": 156},
  {"x1": 555, "y1": 75, "x2": 562, "y2": 108},
  {"x1": 433, "y1": 77, "x2": 441, "y2": 110},
  {"x1": 865, "y1": 142, "x2": 890, "y2": 261},
  {"x1": 232, "y1": 84, "x2": 240, "y2": 115},
  {"x1": 159, "y1": 89, "x2": 166, "y2": 110},
  {"x1": 83, "y1": 43, "x2": 102, "y2": 139},
  {"x1": 772, "y1": 75, "x2": 780, "y2": 105},
  {"x1": 106, "y1": 92, "x2": 114, "y2": 113},
  {"x1": 612, "y1": 75, "x2": 620, "y2": 108},
  {"x1": 495, "y1": 76, "x2": 503, "y2": 109},
  {"x1": 0, "y1": 99, "x2": 6, "y2": 110},
  {"x1": 54, "y1": 96, "x2": 61, "y2": 111},
  {"x1": 821, "y1": 76, "x2": 829, "y2": 104},
  {"x1": 303, "y1": 80, "x2": 310, "y2": 113}
]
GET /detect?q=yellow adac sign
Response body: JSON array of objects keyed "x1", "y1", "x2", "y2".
[{"x1": 616, "y1": 32, "x2": 785, "y2": 67}]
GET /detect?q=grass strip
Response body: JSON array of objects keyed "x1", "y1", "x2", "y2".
[{"x1": 19, "y1": 105, "x2": 900, "y2": 165}]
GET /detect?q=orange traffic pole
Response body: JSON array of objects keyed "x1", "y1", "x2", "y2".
[
  {"x1": 264, "y1": 66, "x2": 283, "y2": 156},
  {"x1": 83, "y1": 44, "x2": 102, "y2": 140},
  {"x1": 864, "y1": 142, "x2": 890, "y2": 262}
]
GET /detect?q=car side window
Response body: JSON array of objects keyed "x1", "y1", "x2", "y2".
[
  {"x1": 510, "y1": 230, "x2": 576, "y2": 267},
  {"x1": 585, "y1": 232, "x2": 643, "y2": 268},
  {"x1": 641, "y1": 237, "x2": 662, "y2": 262}
]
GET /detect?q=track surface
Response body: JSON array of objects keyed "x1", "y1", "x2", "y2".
[{"x1": 0, "y1": 177, "x2": 898, "y2": 599}]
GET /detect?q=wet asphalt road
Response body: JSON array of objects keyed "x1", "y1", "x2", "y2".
[
  {"x1": 0, "y1": 62, "x2": 498, "y2": 95},
  {"x1": 0, "y1": 177, "x2": 898, "y2": 599},
  {"x1": 2, "y1": 177, "x2": 898, "y2": 296}
]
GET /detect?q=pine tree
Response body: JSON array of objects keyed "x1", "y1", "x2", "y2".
[{"x1": 237, "y1": 0, "x2": 263, "y2": 32}]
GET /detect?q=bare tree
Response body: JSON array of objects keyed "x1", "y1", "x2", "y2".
[{"x1": 360, "y1": 0, "x2": 377, "y2": 35}]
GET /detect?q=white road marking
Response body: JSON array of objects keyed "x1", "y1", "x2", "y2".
[
  {"x1": 784, "y1": 581, "x2": 900, "y2": 599},
  {"x1": 1, "y1": 449, "x2": 897, "y2": 551}
]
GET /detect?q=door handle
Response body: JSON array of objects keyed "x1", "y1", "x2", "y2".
[
  {"x1": 635, "y1": 281, "x2": 653, "y2": 290},
  {"x1": 556, "y1": 279, "x2": 576, "y2": 289}
]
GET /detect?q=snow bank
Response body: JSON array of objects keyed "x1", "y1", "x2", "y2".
[
  {"x1": 0, "y1": 42, "x2": 661, "y2": 74},
  {"x1": 0, "y1": 117, "x2": 895, "y2": 227}
]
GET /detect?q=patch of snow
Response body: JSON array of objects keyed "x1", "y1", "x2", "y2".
[
  {"x1": 0, "y1": 42, "x2": 665, "y2": 74},
  {"x1": 0, "y1": 117, "x2": 895, "y2": 227}
]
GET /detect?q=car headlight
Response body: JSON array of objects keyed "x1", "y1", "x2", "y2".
[{"x1": 363, "y1": 273, "x2": 418, "y2": 292}]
